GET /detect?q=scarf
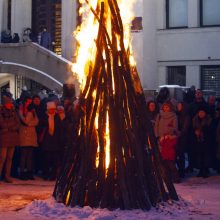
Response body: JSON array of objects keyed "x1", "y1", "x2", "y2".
[{"x1": 48, "y1": 114, "x2": 55, "y2": 136}]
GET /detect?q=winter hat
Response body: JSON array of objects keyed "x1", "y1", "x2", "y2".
[
  {"x1": 57, "y1": 105, "x2": 64, "y2": 111},
  {"x1": 47, "y1": 101, "x2": 56, "y2": 110},
  {"x1": 22, "y1": 85, "x2": 28, "y2": 91},
  {"x1": 2, "y1": 95, "x2": 13, "y2": 105},
  {"x1": 196, "y1": 105, "x2": 208, "y2": 114}
]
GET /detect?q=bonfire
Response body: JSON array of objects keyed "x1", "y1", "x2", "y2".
[{"x1": 53, "y1": 0, "x2": 178, "y2": 210}]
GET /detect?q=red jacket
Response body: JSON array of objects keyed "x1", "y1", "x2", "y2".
[{"x1": 160, "y1": 136, "x2": 177, "y2": 161}]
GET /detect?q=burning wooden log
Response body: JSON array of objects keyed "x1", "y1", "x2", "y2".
[{"x1": 54, "y1": 0, "x2": 178, "y2": 210}]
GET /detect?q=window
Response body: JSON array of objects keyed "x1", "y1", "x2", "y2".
[
  {"x1": 32, "y1": 0, "x2": 62, "y2": 55},
  {"x1": 166, "y1": 0, "x2": 188, "y2": 28},
  {"x1": 201, "y1": 66, "x2": 220, "y2": 98},
  {"x1": 200, "y1": 0, "x2": 220, "y2": 26},
  {"x1": 167, "y1": 66, "x2": 186, "y2": 86},
  {"x1": 7, "y1": 0, "x2": 11, "y2": 30},
  {"x1": 131, "y1": 17, "x2": 143, "y2": 32}
]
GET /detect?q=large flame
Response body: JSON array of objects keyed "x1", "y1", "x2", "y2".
[
  {"x1": 72, "y1": 0, "x2": 136, "y2": 170},
  {"x1": 72, "y1": 0, "x2": 136, "y2": 90}
]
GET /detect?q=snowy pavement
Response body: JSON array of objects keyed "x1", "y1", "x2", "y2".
[{"x1": 0, "y1": 175, "x2": 220, "y2": 220}]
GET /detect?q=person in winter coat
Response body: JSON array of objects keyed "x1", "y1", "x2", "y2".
[
  {"x1": 176, "y1": 102, "x2": 190, "y2": 178},
  {"x1": 19, "y1": 86, "x2": 31, "y2": 103},
  {"x1": 39, "y1": 102, "x2": 63, "y2": 180},
  {"x1": 19, "y1": 97, "x2": 39, "y2": 180},
  {"x1": 156, "y1": 87, "x2": 177, "y2": 110},
  {"x1": 32, "y1": 95, "x2": 45, "y2": 175},
  {"x1": 0, "y1": 95, "x2": 20, "y2": 183},
  {"x1": 192, "y1": 106, "x2": 212, "y2": 178},
  {"x1": 146, "y1": 100, "x2": 159, "y2": 128},
  {"x1": 11, "y1": 33, "x2": 20, "y2": 43},
  {"x1": 154, "y1": 101, "x2": 180, "y2": 183},
  {"x1": 1, "y1": 30, "x2": 12, "y2": 43},
  {"x1": 216, "y1": 121, "x2": 220, "y2": 173},
  {"x1": 187, "y1": 89, "x2": 209, "y2": 172},
  {"x1": 40, "y1": 27, "x2": 52, "y2": 50},
  {"x1": 22, "y1": 29, "x2": 31, "y2": 42},
  {"x1": 189, "y1": 89, "x2": 208, "y2": 119},
  {"x1": 57, "y1": 105, "x2": 65, "y2": 121}
]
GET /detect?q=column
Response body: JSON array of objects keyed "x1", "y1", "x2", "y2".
[
  {"x1": 156, "y1": 0, "x2": 166, "y2": 29},
  {"x1": 11, "y1": 0, "x2": 32, "y2": 38},
  {"x1": 142, "y1": 0, "x2": 158, "y2": 90},
  {"x1": 61, "y1": 0, "x2": 77, "y2": 61},
  {"x1": 158, "y1": 66, "x2": 167, "y2": 86},
  {"x1": 0, "y1": 0, "x2": 8, "y2": 36},
  {"x1": 188, "y1": 0, "x2": 200, "y2": 28}
]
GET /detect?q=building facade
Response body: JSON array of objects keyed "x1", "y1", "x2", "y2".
[
  {"x1": 142, "y1": 0, "x2": 220, "y2": 97},
  {"x1": 1, "y1": 0, "x2": 220, "y2": 97}
]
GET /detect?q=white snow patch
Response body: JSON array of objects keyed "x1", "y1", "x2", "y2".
[{"x1": 0, "y1": 175, "x2": 220, "y2": 219}]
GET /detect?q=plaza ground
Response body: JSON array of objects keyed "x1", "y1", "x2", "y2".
[{"x1": 0, "y1": 173, "x2": 220, "y2": 220}]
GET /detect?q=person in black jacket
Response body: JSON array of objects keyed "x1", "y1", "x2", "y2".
[
  {"x1": 176, "y1": 102, "x2": 190, "y2": 178},
  {"x1": 39, "y1": 101, "x2": 63, "y2": 180},
  {"x1": 187, "y1": 89, "x2": 209, "y2": 172},
  {"x1": 192, "y1": 106, "x2": 212, "y2": 178},
  {"x1": 146, "y1": 100, "x2": 159, "y2": 129},
  {"x1": 12, "y1": 33, "x2": 20, "y2": 43}
]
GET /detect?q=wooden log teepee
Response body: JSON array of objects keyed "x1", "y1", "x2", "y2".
[{"x1": 53, "y1": 0, "x2": 178, "y2": 210}]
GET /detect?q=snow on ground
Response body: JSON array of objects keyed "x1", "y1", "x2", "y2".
[{"x1": 0, "y1": 174, "x2": 220, "y2": 220}]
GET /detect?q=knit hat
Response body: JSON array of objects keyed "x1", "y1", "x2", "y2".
[
  {"x1": 197, "y1": 105, "x2": 208, "y2": 114},
  {"x1": 47, "y1": 101, "x2": 56, "y2": 110},
  {"x1": 2, "y1": 95, "x2": 13, "y2": 105}
]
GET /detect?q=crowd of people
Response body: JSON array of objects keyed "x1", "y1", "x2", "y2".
[
  {"x1": 1, "y1": 27, "x2": 53, "y2": 50},
  {"x1": 0, "y1": 87, "x2": 79, "y2": 183},
  {"x1": 147, "y1": 87, "x2": 220, "y2": 183},
  {"x1": 0, "y1": 85, "x2": 220, "y2": 184}
]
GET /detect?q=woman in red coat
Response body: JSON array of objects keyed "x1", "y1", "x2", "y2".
[{"x1": 154, "y1": 101, "x2": 180, "y2": 183}]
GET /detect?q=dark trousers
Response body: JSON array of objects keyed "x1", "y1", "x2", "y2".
[
  {"x1": 34, "y1": 147, "x2": 43, "y2": 174},
  {"x1": 163, "y1": 160, "x2": 180, "y2": 183},
  {"x1": 11, "y1": 147, "x2": 20, "y2": 177},
  {"x1": 176, "y1": 153, "x2": 185, "y2": 177},
  {"x1": 20, "y1": 147, "x2": 34, "y2": 172},
  {"x1": 216, "y1": 160, "x2": 220, "y2": 173},
  {"x1": 43, "y1": 151, "x2": 60, "y2": 180}
]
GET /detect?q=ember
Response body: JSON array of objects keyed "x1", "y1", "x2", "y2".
[{"x1": 53, "y1": 0, "x2": 178, "y2": 210}]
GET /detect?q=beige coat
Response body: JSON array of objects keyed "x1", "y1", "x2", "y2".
[
  {"x1": 154, "y1": 111, "x2": 178, "y2": 138},
  {"x1": 19, "y1": 111, "x2": 39, "y2": 147}
]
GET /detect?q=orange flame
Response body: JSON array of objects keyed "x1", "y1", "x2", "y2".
[
  {"x1": 72, "y1": 0, "x2": 136, "y2": 90},
  {"x1": 73, "y1": 0, "x2": 137, "y2": 171}
]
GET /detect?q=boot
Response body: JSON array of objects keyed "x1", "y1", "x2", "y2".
[
  {"x1": 20, "y1": 171, "x2": 28, "y2": 180},
  {"x1": 202, "y1": 168, "x2": 209, "y2": 178},
  {"x1": 5, "y1": 176, "x2": 14, "y2": 183},
  {"x1": 27, "y1": 171, "x2": 35, "y2": 180},
  {"x1": 197, "y1": 170, "x2": 203, "y2": 177}
]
